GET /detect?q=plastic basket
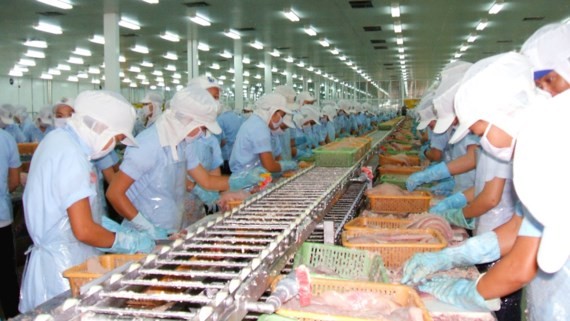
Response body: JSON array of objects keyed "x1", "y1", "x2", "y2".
[
  {"x1": 379, "y1": 154, "x2": 420, "y2": 166},
  {"x1": 63, "y1": 254, "x2": 146, "y2": 297},
  {"x1": 341, "y1": 228, "x2": 447, "y2": 269},
  {"x1": 314, "y1": 147, "x2": 360, "y2": 167},
  {"x1": 292, "y1": 242, "x2": 388, "y2": 282},
  {"x1": 385, "y1": 149, "x2": 419, "y2": 156},
  {"x1": 379, "y1": 165, "x2": 423, "y2": 175},
  {"x1": 367, "y1": 190, "x2": 432, "y2": 214},
  {"x1": 344, "y1": 217, "x2": 412, "y2": 231},
  {"x1": 276, "y1": 278, "x2": 432, "y2": 321}
]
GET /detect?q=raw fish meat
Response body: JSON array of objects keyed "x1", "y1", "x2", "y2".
[
  {"x1": 405, "y1": 214, "x2": 453, "y2": 242},
  {"x1": 367, "y1": 183, "x2": 411, "y2": 196}
]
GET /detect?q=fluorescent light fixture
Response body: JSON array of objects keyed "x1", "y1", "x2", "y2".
[
  {"x1": 345, "y1": 61, "x2": 353, "y2": 66},
  {"x1": 210, "y1": 63, "x2": 220, "y2": 70},
  {"x1": 150, "y1": 85, "x2": 157, "y2": 90},
  {"x1": 304, "y1": 25, "x2": 317, "y2": 36},
  {"x1": 307, "y1": 78, "x2": 313, "y2": 83},
  {"x1": 242, "y1": 57, "x2": 251, "y2": 64},
  {"x1": 272, "y1": 67, "x2": 278, "y2": 72},
  {"x1": 73, "y1": 47, "x2": 91, "y2": 56},
  {"x1": 280, "y1": 70, "x2": 288, "y2": 76},
  {"x1": 36, "y1": 0, "x2": 72, "y2": 10},
  {"x1": 172, "y1": 79, "x2": 180, "y2": 84},
  {"x1": 89, "y1": 34, "x2": 105, "y2": 45},
  {"x1": 476, "y1": 19, "x2": 488, "y2": 31},
  {"x1": 319, "y1": 38, "x2": 330, "y2": 47},
  {"x1": 123, "y1": 78, "x2": 131, "y2": 83},
  {"x1": 170, "y1": 73, "x2": 180, "y2": 79},
  {"x1": 398, "y1": 47, "x2": 405, "y2": 53},
  {"x1": 165, "y1": 64, "x2": 176, "y2": 71},
  {"x1": 307, "y1": 66, "x2": 314, "y2": 71},
  {"x1": 454, "y1": 52, "x2": 462, "y2": 58},
  {"x1": 223, "y1": 29, "x2": 241, "y2": 40},
  {"x1": 142, "y1": 0, "x2": 159, "y2": 4},
  {"x1": 197, "y1": 42, "x2": 210, "y2": 51},
  {"x1": 296, "y1": 61, "x2": 305, "y2": 67},
  {"x1": 219, "y1": 50, "x2": 233, "y2": 59},
  {"x1": 91, "y1": 79, "x2": 101, "y2": 84},
  {"x1": 163, "y1": 52, "x2": 178, "y2": 60},
  {"x1": 254, "y1": 74, "x2": 261, "y2": 79},
  {"x1": 400, "y1": 60, "x2": 405, "y2": 65},
  {"x1": 155, "y1": 77, "x2": 164, "y2": 82},
  {"x1": 351, "y1": 65, "x2": 357, "y2": 70},
  {"x1": 119, "y1": 18, "x2": 140, "y2": 30},
  {"x1": 394, "y1": 20, "x2": 402, "y2": 33},
  {"x1": 131, "y1": 45, "x2": 149, "y2": 54},
  {"x1": 256, "y1": 62, "x2": 265, "y2": 68},
  {"x1": 284, "y1": 56, "x2": 294, "y2": 63},
  {"x1": 130, "y1": 83, "x2": 138, "y2": 88},
  {"x1": 399, "y1": 54, "x2": 405, "y2": 60},
  {"x1": 244, "y1": 71, "x2": 250, "y2": 77},
  {"x1": 489, "y1": 0, "x2": 504, "y2": 14},
  {"x1": 128, "y1": 66, "x2": 141, "y2": 73},
  {"x1": 330, "y1": 48, "x2": 340, "y2": 55},
  {"x1": 57, "y1": 64, "x2": 71, "y2": 71},
  {"x1": 160, "y1": 31, "x2": 180, "y2": 42},
  {"x1": 391, "y1": 2, "x2": 401, "y2": 17},
  {"x1": 19, "y1": 58, "x2": 36, "y2": 66},
  {"x1": 25, "y1": 50, "x2": 45, "y2": 59},
  {"x1": 141, "y1": 80, "x2": 149, "y2": 85},
  {"x1": 249, "y1": 40, "x2": 264, "y2": 50},
  {"x1": 9, "y1": 69, "x2": 23, "y2": 77},
  {"x1": 77, "y1": 72, "x2": 88, "y2": 79},
  {"x1": 119, "y1": 55, "x2": 126, "y2": 62},
  {"x1": 24, "y1": 40, "x2": 47, "y2": 48},
  {"x1": 152, "y1": 70, "x2": 163, "y2": 76},
  {"x1": 315, "y1": 69, "x2": 322, "y2": 75},
  {"x1": 119, "y1": 71, "x2": 125, "y2": 78},
  {"x1": 269, "y1": 49, "x2": 280, "y2": 57},
  {"x1": 140, "y1": 61, "x2": 153, "y2": 67},
  {"x1": 460, "y1": 44, "x2": 469, "y2": 51},
  {"x1": 283, "y1": 8, "x2": 300, "y2": 22},
  {"x1": 88, "y1": 67, "x2": 100, "y2": 74},
  {"x1": 396, "y1": 36, "x2": 403, "y2": 45},
  {"x1": 34, "y1": 21, "x2": 62, "y2": 34},
  {"x1": 67, "y1": 76, "x2": 78, "y2": 82},
  {"x1": 189, "y1": 13, "x2": 211, "y2": 27},
  {"x1": 67, "y1": 56, "x2": 83, "y2": 64},
  {"x1": 228, "y1": 68, "x2": 235, "y2": 74},
  {"x1": 467, "y1": 33, "x2": 478, "y2": 43},
  {"x1": 48, "y1": 68, "x2": 61, "y2": 75},
  {"x1": 339, "y1": 55, "x2": 347, "y2": 61},
  {"x1": 219, "y1": 75, "x2": 226, "y2": 80}
]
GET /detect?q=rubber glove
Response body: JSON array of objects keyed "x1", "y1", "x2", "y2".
[
  {"x1": 402, "y1": 232, "x2": 500, "y2": 284},
  {"x1": 419, "y1": 143, "x2": 429, "y2": 161},
  {"x1": 419, "y1": 277, "x2": 500, "y2": 311},
  {"x1": 229, "y1": 166, "x2": 267, "y2": 190},
  {"x1": 100, "y1": 229, "x2": 155, "y2": 254},
  {"x1": 279, "y1": 160, "x2": 298, "y2": 172},
  {"x1": 406, "y1": 162, "x2": 451, "y2": 191},
  {"x1": 193, "y1": 185, "x2": 220, "y2": 207},
  {"x1": 429, "y1": 178, "x2": 455, "y2": 196},
  {"x1": 130, "y1": 212, "x2": 170, "y2": 240},
  {"x1": 429, "y1": 192, "x2": 467, "y2": 213},
  {"x1": 437, "y1": 208, "x2": 475, "y2": 229},
  {"x1": 101, "y1": 216, "x2": 125, "y2": 233}
]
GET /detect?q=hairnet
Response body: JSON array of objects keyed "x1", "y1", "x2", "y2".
[
  {"x1": 253, "y1": 93, "x2": 291, "y2": 125},
  {"x1": 296, "y1": 91, "x2": 315, "y2": 105},
  {"x1": 337, "y1": 100, "x2": 351, "y2": 113},
  {"x1": 0, "y1": 104, "x2": 14, "y2": 126},
  {"x1": 432, "y1": 61, "x2": 473, "y2": 133},
  {"x1": 521, "y1": 22, "x2": 570, "y2": 82},
  {"x1": 321, "y1": 104, "x2": 337, "y2": 120},
  {"x1": 169, "y1": 85, "x2": 221, "y2": 135},
  {"x1": 273, "y1": 85, "x2": 297, "y2": 104},
  {"x1": 188, "y1": 75, "x2": 220, "y2": 90},
  {"x1": 37, "y1": 106, "x2": 54, "y2": 127}
]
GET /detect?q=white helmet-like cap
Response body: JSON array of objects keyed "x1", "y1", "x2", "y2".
[
  {"x1": 254, "y1": 93, "x2": 292, "y2": 125},
  {"x1": 337, "y1": 100, "x2": 351, "y2": 113},
  {"x1": 37, "y1": 106, "x2": 54, "y2": 127},
  {"x1": 274, "y1": 85, "x2": 296, "y2": 104},
  {"x1": 321, "y1": 103, "x2": 337, "y2": 121},
  {"x1": 521, "y1": 22, "x2": 570, "y2": 81},
  {"x1": 296, "y1": 91, "x2": 316, "y2": 105},
  {"x1": 0, "y1": 104, "x2": 15, "y2": 126},
  {"x1": 449, "y1": 52, "x2": 544, "y2": 144},
  {"x1": 169, "y1": 85, "x2": 221, "y2": 135},
  {"x1": 432, "y1": 61, "x2": 473, "y2": 134},
  {"x1": 188, "y1": 75, "x2": 221, "y2": 90}
]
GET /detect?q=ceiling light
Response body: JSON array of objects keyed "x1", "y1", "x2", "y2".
[
  {"x1": 391, "y1": 2, "x2": 401, "y2": 18},
  {"x1": 89, "y1": 34, "x2": 105, "y2": 45},
  {"x1": 57, "y1": 64, "x2": 70, "y2": 71},
  {"x1": 254, "y1": 74, "x2": 261, "y2": 79},
  {"x1": 160, "y1": 31, "x2": 180, "y2": 42},
  {"x1": 330, "y1": 48, "x2": 340, "y2": 55},
  {"x1": 489, "y1": 0, "x2": 504, "y2": 14},
  {"x1": 256, "y1": 62, "x2": 265, "y2": 68},
  {"x1": 77, "y1": 72, "x2": 88, "y2": 79},
  {"x1": 9, "y1": 69, "x2": 23, "y2": 77},
  {"x1": 40, "y1": 73, "x2": 53, "y2": 80},
  {"x1": 36, "y1": 0, "x2": 72, "y2": 10},
  {"x1": 119, "y1": 55, "x2": 126, "y2": 62},
  {"x1": 283, "y1": 8, "x2": 300, "y2": 22},
  {"x1": 284, "y1": 56, "x2": 294, "y2": 63},
  {"x1": 123, "y1": 78, "x2": 131, "y2": 83},
  {"x1": 315, "y1": 69, "x2": 322, "y2": 75},
  {"x1": 67, "y1": 76, "x2": 78, "y2": 82},
  {"x1": 242, "y1": 57, "x2": 251, "y2": 64},
  {"x1": 88, "y1": 67, "x2": 100, "y2": 74},
  {"x1": 24, "y1": 40, "x2": 47, "y2": 48},
  {"x1": 319, "y1": 38, "x2": 330, "y2": 47},
  {"x1": 460, "y1": 44, "x2": 469, "y2": 51},
  {"x1": 119, "y1": 18, "x2": 140, "y2": 30},
  {"x1": 398, "y1": 47, "x2": 405, "y2": 53},
  {"x1": 119, "y1": 71, "x2": 125, "y2": 77},
  {"x1": 68, "y1": 56, "x2": 83, "y2": 64},
  {"x1": 223, "y1": 29, "x2": 241, "y2": 40},
  {"x1": 217, "y1": 50, "x2": 231, "y2": 59},
  {"x1": 396, "y1": 36, "x2": 403, "y2": 45},
  {"x1": 189, "y1": 13, "x2": 211, "y2": 27},
  {"x1": 346, "y1": 61, "x2": 353, "y2": 66},
  {"x1": 243, "y1": 71, "x2": 250, "y2": 77},
  {"x1": 34, "y1": 21, "x2": 62, "y2": 34},
  {"x1": 210, "y1": 63, "x2": 220, "y2": 70},
  {"x1": 307, "y1": 66, "x2": 314, "y2": 71},
  {"x1": 19, "y1": 58, "x2": 36, "y2": 66},
  {"x1": 152, "y1": 70, "x2": 163, "y2": 76},
  {"x1": 400, "y1": 60, "x2": 405, "y2": 65},
  {"x1": 154, "y1": 76, "x2": 163, "y2": 82},
  {"x1": 339, "y1": 55, "x2": 347, "y2": 61},
  {"x1": 91, "y1": 78, "x2": 101, "y2": 84},
  {"x1": 141, "y1": 80, "x2": 149, "y2": 85},
  {"x1": 304, "y1": 25, "x2": 317, "y2": 36},
  {"x1": 131, "y1": 45, "x2": 149, "y2": 54},
  {"x1": 249, "y1": 41, "x2": 264, "y2": 50},
  {"x1": 197, "y1": 42, "x2": 210, "y2": 51},
  {"x1": 73, "y1": 48, "x2": 91, "y2": 56},
  {"x1": 128, "y1": 66, "x2": 141, "y2": 73},
  {"x1": 165, "y1": 64, "x2": 176, "y2": 71},
  {"x1": 163, "y1": 52, "x2": 178, "y2": 60},
  {"x1": 454, "y1": 52, "x2": 462, "y2": 58},
  {"x1": 25, "y1": 50, "x2": 45, "y2": 59},
  {"x1": 228, "y1": 68, "x2": 235, "y2": 74},
  {"x1": 172, "y1": 79, "x2": 180, "y2": 84},
  {"x1": 394, "y1": 20, "x2": 402, "y2": 33},
  {"x1": 150, "y1": 85, "x2": 157, "y2": 90},
  {"x1": 467, "y1": 33, "x2": 478, "y2": 43},
  {"x1": 269, "y1": 49, "x2": 280, "y2": 57},
  {"x1": 476, "y1": 19, "x2": 488, "y2": 31},
  {"x1": 141, "y1": 0, "x2": 159, "y2": 3},
  {"x1": 219, "y1": 75, "x2": 226, "y2": 80},
  {"x1": 296, "y1": 61, "x2": 305, "y2": 67},
  {"x1": 172, "y1": 73, "x2": 181, "y2": 79},
  {"x1": 140, "y1": 61, "x2": 153, "y2": 67},
  {"x1": 351, "y1": 65, "x2": 357, "y2": 70},
  {"x1": 48, "y1": 68, "x2": 61, "y2": 75},
  {"x1": 399, "y1": 54, "x2": 405, "y2": 59}
]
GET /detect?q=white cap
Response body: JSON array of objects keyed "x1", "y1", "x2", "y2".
[
  {"x1": 187, "y1": 75, "x2": 220, "y2": 90},
  {"x1": 416, "y1": 104, "x2": 436, "y2": 131},
  {"x1": 274, "y1": 85, "x2": 296, "y2": 104},
  {"x1": 53, "y1": 97, "x2": 75, "y2": 113},
  {"x1": 432, "y1": 61, "x2": 473, "y2": 134},
  {"x1": 296, "y1": 91, "x2": 316, "y2": 105},
  {"x1": 74, "y1": 90, "x2": 138, "y2": 146},
  {"x1": 170, "y1": 85, "x2": 221, "y2": 135},
  {"x1": 450, "y1": 52, "x2": 539, "y2": 144},
  {"x1": 337, "y1": 100, "x2": 351, "y2": 113},
  {"x1": 37, "y1": 106, "x2": 54, "y2": 126},
  {"x1": 521, "y1": 23, "x2": 570, "y2": 81},
  {"x1": 282, "y1": 114, "x2": 295, "y2": 128},
  {"x1": 301, "y1": 105, "x2": 321, "y2": 125},
  {"x1": 141, "y1": 92, "x2": 163, "y2": 104},
  {"x1": 0, "y1": 104, "x2": 15, "y2": 125},
  {"x1": 321, "y1": 104, "x2": 337, "y2": 121},
  {"x1": 254, "y1": 93, "x2": 292, "y2": 125},
  {"x1": 513, "y1": 93, "x2": 570, "y2": 273}
]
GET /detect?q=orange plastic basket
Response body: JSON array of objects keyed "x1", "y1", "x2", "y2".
[
  {"x1": 379, "y1": 154, "x2": 421, "y2": 166},
  {"x1": 367, "y1": 191, "x2": 431, "y2": 214},
  {"x1": 344, "y1": 217, "x2": 412, "y2": 231}
]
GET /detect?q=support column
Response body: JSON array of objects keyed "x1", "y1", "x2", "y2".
[
  {"x1": 303, "y1": 76, "x2": 308, "y2": 91},
  {"x1": 286, "y1": 63, "x2": 292, "y2": 86},
  {"x1": 103, "y1": 0, "x2": 120, "y2": 92},
  {"x1": 264, "y1": 52, "x2": 272, "y2": 94},
  {"x1": 234, "y1": 39, "x2": 244, "y2": 111},
  {"x1": 186, "y1": 11, "x2": 199, "y2": 80}
]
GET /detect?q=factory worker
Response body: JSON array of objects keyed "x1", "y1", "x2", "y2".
[
  {"x1": 14, "y1": 105, "x2": 35, "y2": 143},
  {"x1": 53, "y1": 97, "x2": 74, "y2": 126},
  {"x1": 292, "y1": 107, "x2": 321, "y2": 160},
  {"x1": 415, "y1": 102, "x2": 451, "y2": 163},
  {"x1": 215, "y1": 105, "x2": 245, "y2": 174},
  {"x1": 407, "y1": 61, "x2": 477, "y2": 196},
  {"x1": 242, "y1": 104, "x2": 254, "y2": 118},
  {"x1": 133, "y1": 91, "x2": 163, "y2": 136},
  {"x1": 296, "y1": 91, "x2": 316, "y2": 106},
  {"x1": 355, "y1": 103, "x2": 367, "y2": 135},
  {"x1": 230, "y1": 93, "x2": 297, "y2": 174},
  {"x1": 0, "y1": 104, "x2": 26, "y2": 143},
  {"x1": 335, "y1": 100, "x2": 351, "y2": 137},
  {"x1": 274, "y1": 85, "x2": 299, "y2": 161},
  {"x1": 318, "y1": 104, "x2": 337, "y2": 144},
  {"x1": 0, "y1": 122, "x2": 21, "y2": 318},
  {"x1": 273, "y1": 114, "x2": 296, "y2": 161},
  {"x1": 19, "y1": 90, "x2": 154, "y2": 313},
  {"x1": 29, "y1": 106, "x2": 54, "y2": 142}
]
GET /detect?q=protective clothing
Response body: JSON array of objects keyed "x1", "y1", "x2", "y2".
[
  {"x1": 216, "y1": 110, "x2": 244, "y2": 161},
  {"x1": 229, "y1": 166, "x2": 267, "y2": 190},
  {"x1": 447, "y1": 134, "x2": 479, "y2": 193},
  {"x1": 430, "y1": 192, "x2": 467, "y2": 213},
  {"x1": 480, "y1": 123, "x2": 515, "y2": 162},
  {"x1": 429, "y1": 178, "x2": 455, "y2": 196},
  {"x1": 0, "y1": 104, "x2": 15, "y2": 128},
  {"x1": 100, "y1": 217, "x2": 155, "y2": 253},
  {"x1": 279, "y1": 160, "x2": 298, "y2": 172},
  {"x1": 130, "y1": 212, "x2": 169, "y2": 240},
  {"x1": 402, "y1": 231, "x2": 500, "y2": 284},
  {"x1": 296, "y1": 91, "x2": 316, "y2": 106},
  {"x1": 406, "y1": 162, "x2": 451, "y2": 191},
  {"x1": 419, "y1": 277, "x2": 500, "y2": 312},
  {"x1": 432, "y1": 61, "x2": 472, "y2": 134},
  {"x1": 230, "y1": 115, "x2": 274, "y2": 174},
  {"x1": 274, "y1": 85, "x2": 297, "y2": 104},
  {"x1": 0, "y1": 130, "x2": 21, "y2": 226},
  {"x1": 254, "y1": 93, "x2": 292, "y2": 125},
  {"x1": 140, "y1": 91, "x2": 164, "y2": 127},
  {"x1": 438, "y1": 208, "x2": 475, "y2": 229}
]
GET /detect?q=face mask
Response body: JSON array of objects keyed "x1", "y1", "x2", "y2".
[
  {"x1": 270, "y1": 117, "x2": 283, "y2": 130},
  {"x1": 185, "y1": 129, "x2": 204, "y2": 143},
  {"x1": 480, "y1": 123, "x2": 515, "y2": 162},
  {"x1": 271, "y1": 127, "x2": 284, "y2": 135},
  {"x1": 91, "y1": 137, "x2": 116, "y2": 160},
  {"x1": 54, "y1": 117, "x2": 67, "y2": 128}
]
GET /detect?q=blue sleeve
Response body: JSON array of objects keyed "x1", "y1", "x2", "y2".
[
  {"x1": 184, "y1": 141, "x2": 202, "y2": 171},
  {"x1": 430, "y1": 131, "x2": 450, "y2": 150},
  {"x1": 120, "y1": 139, "x2": 157, "y2": 181},
  {"x1": 518, "y1": 204, "x2": 543, "y2": 237},
  {"x1": 57, "y1": 151, "x2": 96, "y2": 210},
  {"x1": 93, "y1": 150, "x2": 118, "y2": 171},
  {"x1": 7, "y1": 135, "x2": 21, "y2": 168},
  {"x1": 211, "y1": 141, "x2": 224, "y2": 168},
  {"x1": 250, "y1": 122, "x2": 272, "y2": 154},
  {"x1": 464, "y1": 134, "x2": 480, "y2": 146}
]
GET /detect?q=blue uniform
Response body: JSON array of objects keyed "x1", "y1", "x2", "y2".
[
  {"x1": 0, "y1": 129, "x2": 21, "y2": 226},
  {"x1": 29, "y1": 125, "x2": 54, "y2": 143},
  {"x1": 271, "y1": 132, "x2": 282, "y2": 158},
  {"x1": 230, "y1": 114, "x2": 273, "y2": 174},
  {"x1": 92, "y1": 150, "x2": 119, "y2": 217},
  {"x1": 20, "y1": 119, "x2": 36, "y2": 143},
  {"x1": 430, "y1": 129, "x2": 453, "y2": 162},
  {"x1": 277, "y1": 128, "x2": 293, "y2": 160},
  {"x1": 216, "y1": 111, "x2": 244, "y2": 161},
  {"x1": 120, "y1": 126, "x2": 187, "y2": 232},
  {"x1": 449, "y1": 133, "x2": 479, "y2": 192},
  {"x1": 20, "y1": 126, "x2": 102, "y2": 312},
  {"x1": 186, "y1": 134, "x2": 224, "y2": 172},
  {"x1": 4, "y1": 124, "x2": 26, "y2": 143}
]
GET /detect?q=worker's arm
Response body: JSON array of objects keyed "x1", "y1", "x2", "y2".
[
  {"x1": 463, "y1": 177, "x2": 506, "y2": 218},
  {"x1": 425, "y1": 148, "x2": 443, "y2": 162},
  {"x1": 209, "y1": 167, "x2": 222, "y2": 177},
  {"x1": 101, "y1": 167, "x2": 116, "y2": 184},
  {"x1": 68, "y1": 198, "x2": 115, "y2": 248},
  {"x1": 8, "y1": 167, "x2": 20, "y2": 192},
  {"x1": 260, "y1": 151, "x2": 282, "y2": 172},
  {"x1": 463, "y1": 187, "x2": 475, "y2": 202},
  {"x1": 447, "y1": 145, "x2": 478, "y2": 175},
  {"x1": 188, "y1": 165, "x2": 229, "y2": 191},
  {"x1": 106, "y1": 170, "x2": 139, "y2": 220},
  {"x1": 495, "y1": 214, "x2": 523, "y2": 256}
]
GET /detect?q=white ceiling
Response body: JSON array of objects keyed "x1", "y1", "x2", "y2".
[{"x1": 1, "y1": 0, "x2": 569, "y2": 98}]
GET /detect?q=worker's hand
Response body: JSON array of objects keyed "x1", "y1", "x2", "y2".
[
  {"x1": 429, "y1": 192, "x2": 467, "y2": 213},
  {"x1": 229, "y1": 166, "x2": 268, "y2": 191},
  {"x1": 193, "y1": 185, "x2": 220, "y2": 207},
  {"x1": 279, "y1": 160, "x2": 298, "y2": 172},
  {"x1": 130, "y1": 212, "x2": 170, "y2": 240},
  {"x1": 104, "y1": 229, "x2": 155, "y2": 254},
  {"x1": 402, "y1": 251, "x2": 453, "y2": 285},
  {"x1": 406, "y1": 162, "x2": 451, "y2": 191},
  {"x1": 419, "y1": 277, "x2": 500, "y2": 311},
  {"x1": 437, "y1": 208, "x2": 475, "y2": 229},
  {"x1": 429, "y1": 178, "x2": 455, "y2": 196}
]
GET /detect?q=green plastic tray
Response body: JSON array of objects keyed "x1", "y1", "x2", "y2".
[
  {"x1": 292, "y1": 242, "x2": 388, "y2": 282},
  {"x1": 314, "y1": 147, "x2": 361, "y2": 167}
]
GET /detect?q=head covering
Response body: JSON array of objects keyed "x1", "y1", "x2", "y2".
[
  {"x1": 140, "y1": 91, "x2": 163, "y2": 126},
  {"x1": 337, "y1": 100, "x2": 351, "y2": 114},
  {"x1": 14, "y1": 105, "x2": 29, "y2": 123},
  {"x1": 253, "y1": 93, "x2": 292, "y2": 125},
  {"x1": 450, "y1": 52, "x2": 543, "y2": 144},
  {"x1": 296, "y1": 91, "x2": 316, "y2": 105},
  {"x1": 301, "y1": 105, "x2": 321, "y2": 125},
  {"x1": 513, "y1": 92, "x2": 570, "y2": 273},
  {"x1": 37, "y1": 106, "x2": 54, "y2": 127},
  {"x1": 415, "y1": 91, "x2": 436, "y2": 130},
  {"x1": 521, "y1": 23, "x2": 570, "y2": 81},
  {"x1": 321, "y1": 103, "x2": 337, "y2": 121},
  {"x1": 53, "y1": 97, "x2": 75, "y2": 115},
  {"x1": 188, "y1": 75, "x2": 221, "y2": 90},
  {"x1": 432, "y1": 61, "x2": 473, "y2": 134},
  {"x1": 0, "y1": 104, "x2": 15, "y2": 127},
  {"x1": 274, "y1": 85, "x2": 297, "y2": 104},
  {"x1": 282, "y1": 114, "x2": 295, "y2": 128}
]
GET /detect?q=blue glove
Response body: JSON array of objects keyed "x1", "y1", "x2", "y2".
[
  {"x1": 437, "y1": 208, "x2": 475, "y2": 229},
  {"x1": 279, "y1": 160, "x2": 298, "y2": 172},
  {"x1": 130, "y1": 212, "x2": 170, "y2": 240},
  {"x1": 193, "y1": 185, "x2": 220, "y2": 207},
  {"x1": 419, "y1": 277, "x2": 500, "y2": 311},
  {"x1": 419, "y1": 143, "x2": 429, "y2": 161},
  {"x1": 294, "y1": 135, "x2": 307, "y2": 146},
  {"x1": 101, "y1": 229, "x2": 155, "y2": 254},
  {"x1": 101, "y1": 216, "x2": 125, "y2": 233},
  {"x1": 430, "y1": 192, "x2": 467, "y2": 213},
  {"x1": 229, "y1": 166, "x2": 267, "y2": 190},
  {"x1": 406, "y1": 162, "x2": 451, "y2": 191},
  {"x1": 429, "y1": 178, "x2": 455, "y2": 196},
  {"x1": 402, "y1": 232, "x2": 500, "y2": 284}
]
